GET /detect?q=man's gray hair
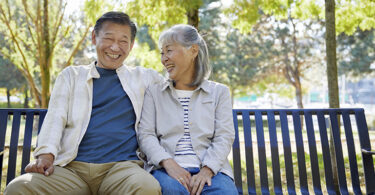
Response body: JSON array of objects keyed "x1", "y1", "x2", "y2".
[{"x1": 159, "y1": 24, "x2": 211, "y2": 87}]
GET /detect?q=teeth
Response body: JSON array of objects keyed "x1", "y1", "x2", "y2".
[
  {"x1": 165, "y1": 64, "x2": 174, "y2": 70},
  {"x1": 107, "y1": 54, "x2": 120, "y2": 59}
]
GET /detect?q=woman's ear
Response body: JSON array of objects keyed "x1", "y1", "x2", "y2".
[{"x1": 190, "y1": 44, "x2": 199, "y2": 58}]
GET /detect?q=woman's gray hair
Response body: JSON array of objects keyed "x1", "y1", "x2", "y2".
[{"x1": 159, "y1": 24, "x2": 211, "y2": 87}]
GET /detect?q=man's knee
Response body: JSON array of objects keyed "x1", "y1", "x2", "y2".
[
  {"x1": 4, "y1": 175, "x2": 33, "y2": 195},
  {"x1": 129, "y1": 173, "x2": 161, "y2": 194}
]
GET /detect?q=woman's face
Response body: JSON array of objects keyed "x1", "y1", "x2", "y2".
[{"x1": 160, "y1": 42, "x2": 198, "y2": 84}]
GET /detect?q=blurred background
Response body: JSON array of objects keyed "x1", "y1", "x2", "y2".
[{"x1": 0, "y1": 0, "x2": 374, "y2": 129}]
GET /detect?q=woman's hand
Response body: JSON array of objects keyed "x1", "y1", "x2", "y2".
[
  {"x1": 161, "y1": 158, "x2": 192, "y2": 191},
  {"x1": 189, "y1": 166, "x2": 214, "y2": 195}
]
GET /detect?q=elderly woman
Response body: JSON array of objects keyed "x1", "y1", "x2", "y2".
[{"x1": 138, "y1": 24, "x2": 238, "y2": 195}]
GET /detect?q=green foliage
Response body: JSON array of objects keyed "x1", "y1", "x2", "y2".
[
  {"x1": 337, "y1": 29, "x2": 375, "y2": 76},
  {"x1": 0, "y1": 55, "x2": 26, "y2": 90},
  {"x1": 226, "y1": 0, "x2": 375, "y2": 35}
]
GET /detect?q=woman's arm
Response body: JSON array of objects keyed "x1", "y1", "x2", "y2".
[
  {"x1": 138, "y1": 87, "x2": 172, "y2": 165},
  {"x1": 201, "y1": 85, "x2": 235, "y2": 175}
]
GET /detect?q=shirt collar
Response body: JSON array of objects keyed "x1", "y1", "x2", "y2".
[
  {"x1": 86, "y1": 61, "x2": 128, "y2": 80},
  {"x1": 161, "y1": 79, "x2": 211, "y2": 94}
]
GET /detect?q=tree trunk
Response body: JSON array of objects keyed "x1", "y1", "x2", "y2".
[
  {"x1": 41, "y1": 0, "x2": 51, "y2": 108},
  {"x1": 6, "y1": 88, "x2": 11, "y2": 108},
  {"x1": 186, "y1": 8, "x2": 199, "y2": 29},
  {"x1": 295, "y1": 79, "x2": 304, "y2": 109},
  {"x1": 24, "y1": 87, "x2": 29, "y2": 108},
  {"x1": 325, "y1": 0, "x2": 340, "y2": 193}
]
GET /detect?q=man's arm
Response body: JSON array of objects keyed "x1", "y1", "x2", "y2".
[{"x1": 30, "y1": 68, "x2": 71, "y2": 173}]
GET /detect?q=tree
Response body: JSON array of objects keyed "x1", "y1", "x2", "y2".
[
  {"x1": 0, "y1": 55, "x2": 27, "y2": 108},
  {"x1": 224, "y1": 0, "x2": 375, "y2": 108},
  {"x1": 0, "y1": 0, "x2": 95, "y2": 107},
  {"x1": 337, "y1": 29, "x2": 375, "y2": 77}
]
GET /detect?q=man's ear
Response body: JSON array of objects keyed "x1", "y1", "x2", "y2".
[{"x1": 92, "y1": 30, "x2": 97, "y2": 45}]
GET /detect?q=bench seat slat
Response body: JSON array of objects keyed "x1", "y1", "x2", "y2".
[
  {"x1": 292, "y1": 111, "x2": 309, "y2": 194},
  {"x1": 304, "y1": 111, "x2": 322, "y2": 194},
  {"x1": 255, "y1": 111, "x2": 270, "y2": 194},
  {"x1": 342, "y1": 111, "x2": 362, "y2": 194},
  {"x1": 231, "y1": 110, "x2": 243, "y2": 194},
  {"x1": 279, "y1": 111, "x2": 296, "y2": 194},
  {"x1": 316, "y1": 111, "x2": 336, "y2": 194},
  {"x1": 267, "y1": 111, "x2": 282, "y2": 194},
  {"x1": 7, "y1": 111, "x2": 21, "y2": 185},
  {"x1": 241, "y1": 110, "x2": 256, "y2": 195},
  {"x1": 0, "y1": 110, "x2": 8, "y2": 190},
  {"x1": 329, "y1": 112, "x2": 349, "y2": 194},
  {"x1": 21, "y1": 112, "x2": 35, "y2": 175},
  {"x1": 354, "y1": 110, "x2": 375, "y2": 193}
]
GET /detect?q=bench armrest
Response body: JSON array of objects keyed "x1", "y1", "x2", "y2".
[{"x1": 362, "y1": 149, "x2": 375, "y2": 155}]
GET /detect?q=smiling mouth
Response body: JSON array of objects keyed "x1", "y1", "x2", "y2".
[
  {"x1": 106, "y1": 53, "x2": 121, "y2": 60},
  {"x1": 165, "y1": 64, "x2": 174, "y2": 72}
]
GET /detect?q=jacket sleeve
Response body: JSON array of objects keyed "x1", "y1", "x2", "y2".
[
  {"x1": 201, "y1": 85, "x2": 235, "y2": 175},
  {"x1": 33, "y1": 69, "x2": 71, "y2": 159},
  {"x1": 138, "y1": 87, "x2": 173, "y2": 166},
  {"x1": 146, "y1": 68, "x2": 165, "y2": 86}
]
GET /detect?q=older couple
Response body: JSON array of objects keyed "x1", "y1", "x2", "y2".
[{"x1": 4, "y1": 11, "x2": 237, "y2": 195}]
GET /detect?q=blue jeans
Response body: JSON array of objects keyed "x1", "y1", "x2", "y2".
[{"x1": 152, "y1": 168, "x2": 238, "y2": 195}]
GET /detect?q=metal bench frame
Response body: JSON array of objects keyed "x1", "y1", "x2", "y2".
[{"x1": 1, "y1": 108, "x2": 374, "y2": 194}]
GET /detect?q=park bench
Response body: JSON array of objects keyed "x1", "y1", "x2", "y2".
[{"x1": 1, "y1": 108, "x2": 374, "y2": 194}]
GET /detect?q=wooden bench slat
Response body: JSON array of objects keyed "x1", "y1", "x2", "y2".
[
  {"x1": 267, "y1": 111, "x2": 283, "y2": 194},
  {"x1": 254, "y1": 111, "x2": 270, "y2": 194},
  {"x1": 279, "y1": 110, "x2": 297, "y2": 194},
  {"x1": 354, "y1": 110, "x2": 375, "y2": 193},
  {"x1": 329, "y1": 111, "x2": 349, "y2": 194},
  {"x1": 304, "y1": 111, "x2": 323, "y2": 194},
  {"x1": 292, "y1": 111, "x2": 309, "y2": 194},
  {"x1": 242, "y1": 110, "x2": 256, "y2": 194},
  {"x1": 316, "y1": 111, "x2": 336, "y2": 194},
  {"x1": 7, "y1": 111, "x2": 21, "y2": 185}
]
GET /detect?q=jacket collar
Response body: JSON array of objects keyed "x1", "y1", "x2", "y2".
[
  {"x1": 86, "y1": 61, "x2": 128, "y2": 81},
  {"x1": 161, "y1": 79, "x2": 211, "y2": 94}
]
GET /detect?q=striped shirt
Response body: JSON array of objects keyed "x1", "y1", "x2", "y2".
[{"x1": 174, "y1": 89, "x2": 200, "y2": 168}]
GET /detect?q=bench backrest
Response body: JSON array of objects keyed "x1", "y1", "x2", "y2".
[
  {"x1": 1, "y1": 108, "x2": 374, "y2": 194},
  {"x1": 0, "y1": 109, "x2": 47, "y2": 190},
  {"x1": 232, "y1": 108, "x2": 374, "y2": 194}
]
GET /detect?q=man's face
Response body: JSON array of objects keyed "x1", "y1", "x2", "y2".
[{"x1": 92, "y1": 22, "x2": 134, "y2": 70}]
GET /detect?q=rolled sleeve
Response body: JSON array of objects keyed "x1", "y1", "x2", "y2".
[
  {"x1": 138, "y1": 87, "x2": 173, "y2": 166},
  {"x1": 201, "y1": 86, "x2": 235, "y2": 174}
]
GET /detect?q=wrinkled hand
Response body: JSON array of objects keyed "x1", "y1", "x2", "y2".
[
  {"x1": 25, "y1": 153, "x2": 54, "y2": 176},
  {"x1": 189, "y1": 166, "x2": 214, "y2": 195},
  {"x1": 161, "y1": 158, "x2": 191, "y2": 191}
]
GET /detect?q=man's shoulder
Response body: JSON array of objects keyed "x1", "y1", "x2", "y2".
[
  {"x1": 59, "y1": 64, "x2": 93, "y2": 76},
  {"x1": 126, "y1": 65, "x2": 159, "y2": 75}
]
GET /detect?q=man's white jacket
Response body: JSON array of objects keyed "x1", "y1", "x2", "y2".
[{"x1": 33, "y1": 62, "x2": 164, "y2": 166}]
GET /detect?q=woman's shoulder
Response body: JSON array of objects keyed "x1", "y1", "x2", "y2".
[{"x1": 202, "y1": 80, "x2": 230, "y2": 92}]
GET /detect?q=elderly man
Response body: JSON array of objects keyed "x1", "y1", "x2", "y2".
[{"x1": 5, "y1": 11, "x2": 162, "y2": 195}]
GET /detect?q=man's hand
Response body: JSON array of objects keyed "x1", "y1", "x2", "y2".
[
  {"x1": 189, "y1": 166, "x2": 214, "y2": 195},
  {"x1": 25, "y1": 153, "x2": 55, "y2": 176},
  {"x1": 161, "y1": 158, "x2": 191, "y2": 192}
]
